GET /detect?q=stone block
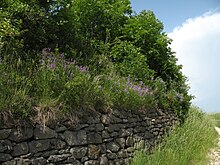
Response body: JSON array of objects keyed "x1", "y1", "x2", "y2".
[
  {"x1": 0, "y1": 140, "x2": 12, "y2": 153},
  {"x1": 32, "y1": 157, "x2": 47, "y2": 165},
  {"x1": 87, "y1": 132, "x2": 102, "y2": 144},
  {"x1": 29, "y1": 139, "x2": 50, "y2": 153},
  {"x1": 41, "y1": 150, "x2": 59, "y2": 157},
  {"x1": 100, "y1": 156, "x2": 108, "y2": 165},
  {"x1": 34, "y1": 125, "x2": 57, "y2": 139},
  {"x1": 48, "y1": 154, "x2": 71, "y2": 162},
  {"x1": 0, "y1": 153, "x2": 12, "y2": 162},
  {"x1": 107, "y1": 142, "x2": 120, "y2": 152},
  {"x1": 102, "y1": 130, "x2": 110, "y2": 139},
  {"x1": 107, "y1": 153, "x2": 117, "y2": 160},
  {"x1": 84, "y1": 160, "x2": 99, "y2": 165},
  {"x1": 0, "y1": 129, "x2": 11, "y2": 140},
  {"x1": 70, "y1": 147, "x2": 87, "y2": 159},
  {"x1": 9, "y1": 127, "x2": 33, "y2": 142},
  {"x1": 88, "y1": 145, "x2": 100, "y2": 159},
  {"x1": 63, "y1": 130, "x2": 87, "y2": 146},
  {"x1": 95, "y1": 123, "x2": 104, "y2": 131},
  {"x1": 115, "y1": 138, "x2": 125, "y2": 148},
  {"x1": 101, "y1": 115, "x2": 110, "y2": 125},
  {"x1": 12, "y1": 142, "x2": 29, "y2": 156},
  {"x1": 126, "y1": 137, "x2": 134, "y2": 147},
  {"x1": 50, "y1": 139, "x2": 66, "y2": 149},
  {"x1": 117, "y1": 150, "x2": 127, "y2": 158}
]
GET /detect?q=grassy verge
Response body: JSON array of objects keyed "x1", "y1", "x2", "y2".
[
  {"x1": 132, "y1": 106, "x2": 218, "y2": 165},
  {"x1": 209, "y1": 113, "x2": 220, "y2": 128}
]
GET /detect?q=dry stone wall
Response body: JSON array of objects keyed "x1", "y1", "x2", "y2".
[{"x1": 0, "y1": 109, "x2": 178, "y2": 165}]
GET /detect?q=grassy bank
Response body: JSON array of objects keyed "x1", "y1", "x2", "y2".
[
  {"x1": 132, "y1": 106, "x2": 218, "y2": 165},
  {"x1": 209, "y1": 113, "x2": 220, "y2": 128}
]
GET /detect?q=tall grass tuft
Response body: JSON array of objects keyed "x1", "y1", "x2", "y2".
[
  {"x1": 209, "y1": 113, "x2": 220, "y2": 128},
  {"x1": 132, "y1": 106, "x2": 218, "y2": 165}
]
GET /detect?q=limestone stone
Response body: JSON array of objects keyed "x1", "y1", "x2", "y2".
[
  {"x1": 88, "y1": 145, "x2": 100, "y2": 159},
  {"x1": 48, "y1": 154, "x2": 71, "y2": 162},
  {"x1": 118, "y1": 150, "x2": 127, "y2": 158},
  {"x1": 70, "y1": 147, "x2": 87, "y2": 159},
  {"x1": 102, "y1": 130, "x2": 110, "y2": 139},
  {"x1": 81, "y1": 156, "x2": 88, "y2": 162},
  {"x1": 103, "y1": 138, "x2": 113, "y2": 142},
  {"x1": 101, "y1": 115, "x2": 110, "y2": 125},
  {"x1": 55, "y1": 126, "x2": 67, "y2": 133},
  {"x1": 110, "y1": 132, "x2": 118, "y2": 137},
  {"x1": 84, "y1": 124, "x2": 95, "y2": 131},
  {"x1": 2, "y1": 160, "x2": 16, "y2": 165},
  {"x1": 63, "y1": 130, "x2": 87, "y2": 146},
  {"x1": 50, "y1": 139, "x2": 66, "y2": 149},
  {"x1": 95, "y1": 123, "x2": 104, "y2": 131},
  {"x1": 9, "y1": 127, "x2": 33, "y2": 142},
  {"x1": 115, "y1": 138, "x2": 125, "y2": 148},
  {"x1": 0, "y1": 153, "x2": 12, "y2": 162},
  {"x1": 126, "y1": 147, "x2": 135, "y2": 153},
  {"x1": 100, "y1": 156, "x2": 108, "y2": 165},
  {"x1": 74, "y1": 124, "x2": 89, "y2": 131},
  {"x1": 87, "y1": 132, "x2": 102, "y2": 144},
  {"x1": 12, "y1": 142, "x2": 29, "y2": 156},
  {"x1": 126, "y1": 137, "x2": 134, "y2": 147},
  {"x1": 0, "y1": 129, "x2": 11, "y2": 140},
  {"x1": 107, "y1": 142, "x2": 120, "y2": 152},
  {"x1": 84, "y1": 160, "x2": 99, "y2": 165},
  {"x1": 122, "y1": 119, "x2": 128, "y2": 123},
  {"x1": 29, "y1": 139, "x2": 50, "y2": 153},
  {"x1": 144, "y1": 131, "x2": 154, "y2": 139},
  {"x1": 107, "y1": 153, "x2": 117, "y2": 160},
  {"x1": 68, "y1": 160, "x2": 82, "y2": 165},
  {"x1": 34, "y1": 125, "x2": 57, "y2": 139},
  {"x1": 32, "y1": 157, "x2": 47, "y2": 165},
  {"x1": 110, "y1": 116, "x2": 122, "y2": 123},
  {"x1": 41, "y1": 150, "x2": 59, "y2": 157},
  {"x1": 134, "y1": 126, "x2": 145, "y2": 133},
  {"x1": 0, "y1": 140, "x2": 12, "y2": 153},
  {"x1": 13, "y1": 158, "x2": 32, "y2": 165},
  {"x1": 118, "y1": 128, "x2": 133, "y2": 137},
  {"x1": 87, "y1": 117, "x2": 100, "y2": 124},
  {"x1": 98, "y1": 144, "x2": 107, "y2": 154}
]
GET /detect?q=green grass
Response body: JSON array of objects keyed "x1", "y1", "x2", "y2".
[
  {"x1": 209, "y1": 113, "x2": 220, "y2": 128},
  {"x1": 132, "y1": 106, "x2": 218, "y2": 165}
]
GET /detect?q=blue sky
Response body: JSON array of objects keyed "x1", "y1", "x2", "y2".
[
  {"x1": 130, "y1": 1, "x2": 220, "y2": 112},
  {"x1": 130, "y1": 0, "x2": 220, "y2": 32}
]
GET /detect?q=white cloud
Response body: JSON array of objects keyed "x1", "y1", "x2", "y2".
[{"x1": 168, "y1": 10, "x2": 220, "y2": 112}]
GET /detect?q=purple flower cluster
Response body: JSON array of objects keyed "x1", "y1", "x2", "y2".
[
  {"x1": 41, "y1": 48, "x2": 88, "y2": 73},
  {"x1": 76, "y1": 65, "x2": 87, "y2": 72},
  {"x1": 125, "y1": 79, "x2": 151, "y2": 97}
]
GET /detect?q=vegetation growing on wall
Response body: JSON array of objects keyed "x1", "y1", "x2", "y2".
[{"x1": 0, "y1": 0, "x2": 193, "y2": 121}]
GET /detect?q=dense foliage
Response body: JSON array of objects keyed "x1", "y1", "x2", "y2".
[{"x1": 0, "y1": 0, "x2": 192, "y2": 120}]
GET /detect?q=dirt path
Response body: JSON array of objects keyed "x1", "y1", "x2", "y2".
[{"x1": 208, "y1": 127, "x2": 220, "y2": 165}]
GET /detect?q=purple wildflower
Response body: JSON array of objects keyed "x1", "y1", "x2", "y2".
[
  {"x1": 50, "y1": 63, "x2": 56, "y2": 69},
  {"x1": 60, "y1": 53, "x2": 64, "y2": 58},
  {"x1": 79, "y1": 66, "x2": 87, "y2": 72}
]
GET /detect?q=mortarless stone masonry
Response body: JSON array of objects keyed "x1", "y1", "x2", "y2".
[{"x1": 0, "y1": 109, "x2": 178, "y2": 165}]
